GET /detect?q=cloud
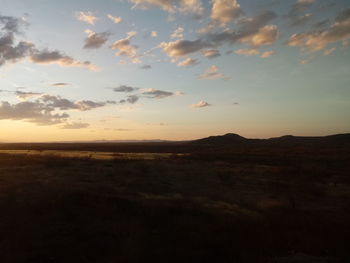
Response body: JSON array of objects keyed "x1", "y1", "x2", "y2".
[
  {"x1": 286, "y1": 8, "x2": 350, "y2": 52},
  {"x1": 60, "y1": 122, "x2": 90, "y2": 129},
  {"x1": 51, "y1": 83, "x2": 68, "y2": 87},
  {"x1": 159, "y1": 39, "x2": 211, "y2": 58},
  {"x1": 0, "y1": 91, "x2": 115, "y2": 126},
  {"x1": 76, "y1": 11, "x2": 98, "y2": 25},
  {"x1": 0, "y1": 15, "x2": 26, "y2": 33},
  {"x1": 111, "y1": 31, "x2": 141, "y2": 63},
  {"x1": 126, "y1": 95, "x2": 139, "y2": 104},
  {"x1": 286, "y1": 0, "x2": 315, "y2": 27},
  {"x1": 205, "y1": 10, "x2": 278, "y2": 46},
  {"x1": 289, "y1": 13, "x2": 313, "y2": 27},
  {"x1": 238, "y1": 25, "x2": 279, "y2": 48},
  {"x1": 139, "y1": 64, "x2": 151, "y2": 69},
  {"x1": 201, "y1": 49, "x2": 221, "y2": 58},
  {"x1": 113, "y1": 85, "x2": 139, "y2": 92},
  {"x1": 129, "y1": 0, "x2": 203, "y2": 16},
  {"x1": 159, "y1": 11, "x2": 277, "y2": 59},
  {"x1": 260, "y1": 50, "x2": 275, "y2": 58},
  {"x1": 198, "y1": 65, "x2": 230, "y2": 80},
  {"x1": 150, "y1": 31, "x2": 158, "y2": 37},
  {"x1": 323, "y1": 47, "x2": 336, "y2": 56},
  {"x1": 171, "y1": 27, "x2": 184, "y2": 39},
  {"x1": 0, "y1": 100, "x2": 69, "y2": 125},
  {"x1": 191, "y1": 100, "x2": 211, "y2": 108},
  {"x1": 119, "y1": 95, "x2": 139, "y2": 104},
  {"x1": 84, "y1": 29, "x2": 110, "y2": 49},
  {"x1": 235, "y1": 48, "x2": 259, "y2": 56},
  {"x1": 107, "y1": 14, "x2": 122, "y2": 23},
  {"x1": 0, "y1": 17, "x2": 33, "y2": 66},
  {"x1": 15, "y1": 91, "x2": 42, "y2": 100},
  {"x1": 211, "y1": 0, "x2": 243, "y2": 24},
  {"x1": 40, "y1": 94, "x2": 107, "y2": 111},
  {"x1": 141, "y1": 88, "x2": 176, "y2": 99},
  {"x1": 0, "y1": 14, "x2": 97, "y2": 70},
  {"x1": 177, "y1": 57, "x2": 199, "y2": 67},
  {"x1": 30, "y1": 49, "x2": 97, "y2": 70}
]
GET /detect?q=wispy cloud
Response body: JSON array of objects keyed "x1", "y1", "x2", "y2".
[
  {"x1": 84, "y1": 29, "x2": 110, "y2": 49},
  {"x1": 107, "y1": 14, "x2": 122, "y2": 23},
  {"x1": 171, "y1": 27, "x2": 184, "y2": 39},
  {"x1": 113, "y1": 85, "x2": 139, "y2": 93},
  {"x1": 198, "y1": 65, "x2": 230, "y2": 80},
  {"x1": 201, "y1": 49, "x2": 221, "y2": 58},
  {"x1": 286, "y1": 8, "x2": 350, "y2": 53},
  {"x1": 30, "y1": 49, "x2": 97, "y2": 70},
  {"x1": 111, "y1": 31, "x2": 141, "y2": 64},
  {"x1": 211, "y1": 0, "x2": 243, "y2": 25},
  {"x1": 129, "y1": 0, "x2": 203, "y2": 16},
  {"x1": 51, "y1": 83, "x2": 69, "y2": 87},
  {"x1": 60, "y1": 122, "x2": 90, "y2": 129},
  {"x1": 235, "y1": 48, "x2": 260, "y2": 56},
  {"x1": 177, "y1": 57, "x2": 199, "y2": 67},
  {"x1": 191, "y1": 100, "x2": 211, "y2": 108},
  {"x1": 76, "y1": 11, "x2": 98, "y2": 25},
  {"x1": 139, "y1": 64, "x2": 151, "y2": 69}
]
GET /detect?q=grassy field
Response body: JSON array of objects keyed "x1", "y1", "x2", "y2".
[{"x1": 0, "y1": 144, "x2": 349, "y2": 262}]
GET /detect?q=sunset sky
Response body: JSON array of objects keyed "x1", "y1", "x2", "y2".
[{"x1": 1, "y1": 0, "x2": 349, "y2": 142}]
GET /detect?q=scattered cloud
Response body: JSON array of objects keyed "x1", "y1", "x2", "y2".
[
  {"x1": 51, "y1": 83, "x2": 68, "y2": 87},
  {"x1": 129, "y1": 0, "x2": 203, "y2": 16},
  {"x1": 60, "y1": 122, "x2": 90, "y2": 129},
  {"x1": 171, "y1": 27, "x2": 184, "y2": 39},
  {"x1": 139, "y1": 64, "x2": 151, "y2": 69},
  {"x1": 159, "y1": 11, "x2": 277, "y2": 59},
  {"x1": 84, "y1": 29, "x2": 110, "y2": 49},
  {"x1": 111, "y1": 31, "x2": 141, "y2": 63},
  {"x1": 198, "y1": 65, "x2": 230, "y2": 80},
  {"x1": 211, "y1": 0, "x2": 243, "y2": 24},
  {"x1": 260, "y1": 50, "x2": 275, "y2": 58},
  {"x1": 126, "y1": 95, "x2": 139, "y2": 104},
  {"x1": 30, "y1": 49, "x2": 97, "y2": 70},
  {"x1": 76, "y1": 11, "x2": 98, "y2": 25},
  {"x1": 201, "y1": 49, "x2": 221, "y2": 58},
  {"x1": 286, "y1": 0, "x2": 315, "y2": 27},
  {"x1": 177, "y1": 57, "x2": 199, "y2": 67},
  {"x1": 286, "y1": 8, "x2": 350, "y2": 53},
  {"x1": 238, "y1": 25, "x2": 279, "y2": 48},
  {"x1": 150, "y1": 31, "x2": 158, "y2": 37},
  {"x1": 0, "y1": 100, "x2": 69, "y2": 125},
  {"x1": 113, "y1": 85, "x2": 139, "y2": 92},
  {"x1": 0, "y1": 91, "x2": 115, "y2": 127},
  {"x1": 159, "y1": 39, "x2": 211, "y2": 58},
  {"x1": 0, "y1": 14, "x2": 96, "y2": 70},
  {"x1": 15, "y1": 91, "x2": 42, "y2": 100},
  {"x1": 141, "y1": 88, "x2": 176, "y2": 99},
  {"x1": 323, "y1": 47, "x2": 336, "y2": 56},
  {"x1": 119, "y1": 95, "x2": 139, "y2": 104},
  {"x1": 191, "y1": 100, "x2": 211, "y2": 108},
  {"x1": 235, "y1": 48, "x2": 259, "y2": 56},
  {"x1": 107, "y1": 14, "x2": 122, "y2": 23}
]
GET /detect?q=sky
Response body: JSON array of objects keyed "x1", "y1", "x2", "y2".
[{"x1": 0, "y1": 0, "x2": 350, "y2": 142}]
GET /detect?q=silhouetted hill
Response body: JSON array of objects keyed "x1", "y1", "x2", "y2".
[
  {"x1": 191, "y1": 133, "x2": 350, "y2": 147},
  {"x1": 191, "y1": 133, "x2": 248, "y2": 145}
]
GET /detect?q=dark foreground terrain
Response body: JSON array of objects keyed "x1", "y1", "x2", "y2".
[{"x1": 0, "y1": 134, "x2": 349, "y2": 262}]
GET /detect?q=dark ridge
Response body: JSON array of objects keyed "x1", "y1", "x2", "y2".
[
  {"x1": 191, "y1": 133, "x2": 350, "y2": 147},
  {"x1": 191, "y1": 133, "x2": 248, "y2": 145}
]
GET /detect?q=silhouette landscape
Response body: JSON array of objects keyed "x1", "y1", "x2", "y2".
[
  {"x1": 1, "y1": 0, "x2": 350, "y2": 262},
  {"x1": 0, "y1": 133, "x2": 350, "y2": 262}
]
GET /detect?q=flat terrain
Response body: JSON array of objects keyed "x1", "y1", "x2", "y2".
[{"x1": 0, "y1": 139, "x2": 349, "y2": 262}]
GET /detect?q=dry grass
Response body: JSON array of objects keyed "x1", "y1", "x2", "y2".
[{"x1": 0, "y1": 147, "x2": 349, "y2": 262}]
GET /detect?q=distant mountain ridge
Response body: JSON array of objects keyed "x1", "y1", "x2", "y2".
[{"x1": 191, "y1": 133, "x2": 350, "y2": 146}]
